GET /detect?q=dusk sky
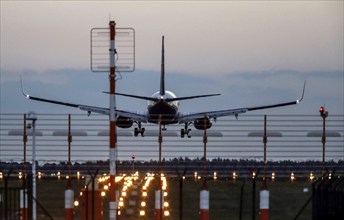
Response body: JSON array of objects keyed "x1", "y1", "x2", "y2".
[{"x1": 1, "y1": 1, "x2": 343, "y2": 115}]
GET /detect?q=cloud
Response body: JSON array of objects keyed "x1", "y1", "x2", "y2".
[{"x1": 2, "y1": 68, "x2": 342, "y2": 115}]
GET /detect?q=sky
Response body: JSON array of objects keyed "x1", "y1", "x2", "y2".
[{"x1": 1, "y1": 1, "x2": 343, "y2": 115}]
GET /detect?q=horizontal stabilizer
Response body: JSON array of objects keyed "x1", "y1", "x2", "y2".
[
  {"x1": 165, "y1": 94, "x2": 221, "y2": 102},
  {"x1": 112, "y1": 92, "x2": 158, "y2": 101},
  {"x1": 109, "y1": 92, "x2": 221, "y2": 102}
]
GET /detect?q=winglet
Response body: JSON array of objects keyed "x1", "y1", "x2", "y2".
[
  {"x1": 20, "y1": 77, "x2": 30, "y2": 98},
  {"x1": 297, "y1": 80, "x2": 306, "y2": 103}
]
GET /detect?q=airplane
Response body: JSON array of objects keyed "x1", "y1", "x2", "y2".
[{"x1": 22, "y1": 36, "x2": 306, "y2": 138}]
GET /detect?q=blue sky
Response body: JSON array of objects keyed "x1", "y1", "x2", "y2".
[{"x1": 1, "y1": 1, "x2": 343, "y2": 115}]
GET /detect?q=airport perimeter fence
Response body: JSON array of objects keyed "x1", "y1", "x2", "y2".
[
  {"x1": 1, "y1": 113, "x2": 343, "y2": 176},
  {"x1": 0, "y1": 113, "x2": 344, "y2": 219}
]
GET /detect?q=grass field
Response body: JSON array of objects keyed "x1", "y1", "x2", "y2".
[{"x1": 1, "y1": 175, "x2": 313, "y2": 220}]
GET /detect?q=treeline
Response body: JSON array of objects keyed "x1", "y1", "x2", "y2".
[{"x1": 1, "y1": 158, "x2": 343, "y2": 177}]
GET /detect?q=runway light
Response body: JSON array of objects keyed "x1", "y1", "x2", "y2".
[
  {"x1": 74, "y1": 200, "x2": 79, "y2": 207},
  {"x1": 119, "y1": 201, "x2": 124, "y2": 207},
  {"x1": 291, "y1": 172, "x2": 295, "y2": 182}
]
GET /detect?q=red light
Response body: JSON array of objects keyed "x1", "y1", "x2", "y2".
[{"x1": 319, "y1": 106, "x2": 325, "y2": 113}]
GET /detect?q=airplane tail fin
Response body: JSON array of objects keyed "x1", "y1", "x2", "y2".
[{"x1": 160, "y1": 36, "x2": 165, "y2": 96}]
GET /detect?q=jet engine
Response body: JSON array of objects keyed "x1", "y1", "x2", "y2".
[
  {"x1": 116, "y1": 116, "x2": 133, "y2": 128},
  {"x1": 193, "y1": 117, "x2": 212, "y2": 130}
]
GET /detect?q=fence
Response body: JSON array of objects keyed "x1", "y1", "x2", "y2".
[{"x1": 0, "y1": 113, "x2": 343, "y2": 219}]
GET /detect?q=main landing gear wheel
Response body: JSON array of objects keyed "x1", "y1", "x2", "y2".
[
  {"x1": 134, "y1": 122, "x2": 145, "y2": 137},
  {"x1": 181, "y1": 123, "x2": 192, "y2": 138}
]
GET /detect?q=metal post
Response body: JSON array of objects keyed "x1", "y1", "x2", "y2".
[
  {"x1": 22, "y1": 114, "x2": 28, "y2": 220},
  {"x1": 319, "y1": 106, "x2": 328, "y2": 180},
  {"x1": 263, "y1": 115, "x2": 267, "y2": 187},
  {"x1": 158, "y1": 115, "x2": 163, "y2": 220},
  {"x1": 65, "y1": 114, "x2": 74, "y2": 220},
  {"x1": 260, "y1": 115, "x2": 269, "y2": 220},
  {"x1": 203, "y1": 115, "x2": 207, "y2": 178},
  {"x1": 26, "y1": 112, "x2": 37, "y2": 220},
  {"x1": 322, "y1": 114, "x2": 326, "y2": 179},
  {"x1": 109, "y1": 20, "x2": 118, "y2": 220},
  {"x1": 200, "y1": 115, "x2": 209, "y2": 220}
]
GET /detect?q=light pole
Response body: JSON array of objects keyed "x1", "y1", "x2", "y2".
[
  {"x1": 27, "y1": 112, "x2": 37, "y2": 220},
  {"x1": 131, "y1": 155, "x2": 135, "y2": 174},
  {"x1": 319, "y1": 106, "x2": 328, "y2": 179}
]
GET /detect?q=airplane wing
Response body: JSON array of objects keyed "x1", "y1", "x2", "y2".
[
  {"x1": 178, "y1": 81, "x2": 306, "y2": 124},
  {"x1": 21, "y1": 81, "x2": 148, "y2": 122}
]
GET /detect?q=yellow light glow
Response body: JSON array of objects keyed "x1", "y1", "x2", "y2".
[
  {"x1": 119, "y1": 201, "x2": 124, "y2": 207},
  {"x1": 101, "y1": 191, "x2": 106, "y2": 197},
  {"x1": 291, "y1": 172, "x2": 295, "y2": 182},
  {"x1": 74, "y1": 200, "x2": 79, "y2": 207},
  {"x1": 164, "y1": 201, "x2": 169, "y2": 207},
  {"x1": 140, "y1": 210, "x2": 145, "y2": 216},
  {"x1": 141, "y1": 201, "x2": 146, "y2": 207},
  {"x1": 142, "y1": 191, "x2": 147, "y2": 197},
  {"x1": 164, "y1": 210, "x2": 170, "y2": 216}
]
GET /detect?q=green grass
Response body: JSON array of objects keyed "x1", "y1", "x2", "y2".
[{"x1": 1, "y1": 177, "x2": 312, "y2": 220}]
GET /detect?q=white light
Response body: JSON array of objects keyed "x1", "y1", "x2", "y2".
[{"x1": 74, "y1": 200, "x2": 79, "y2": 207}]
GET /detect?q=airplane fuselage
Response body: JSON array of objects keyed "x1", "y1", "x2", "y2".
[{"x1": 147, "y1": 90, "x2": 179, "y2": 124}]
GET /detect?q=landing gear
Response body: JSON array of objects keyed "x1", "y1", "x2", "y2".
[
  {"x1": 181, "y1": 123, "x2": 192, "y2": 138},
  {"x1": 134, "y1": 122, "x2": 145, "y2": 137}
]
